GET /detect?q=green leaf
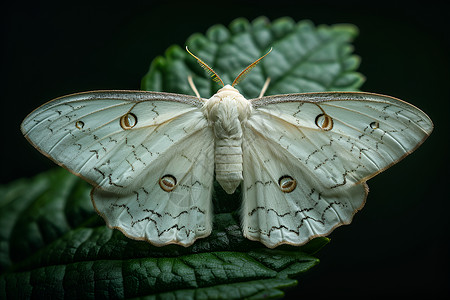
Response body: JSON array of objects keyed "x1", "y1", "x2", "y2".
[
  {"x1": 3, "y1": 17, "x2": 364, "y2": 298},
  {"x1": 142, "y1": 17, "x2": 363, "y2": 98},
  {"x1": 1, "y1": 169, "x2": 326, "y2": 299}
]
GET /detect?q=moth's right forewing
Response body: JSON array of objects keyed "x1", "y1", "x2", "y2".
[{"x1": 21, "y1": 91, "x2": 206, "y2": 190}]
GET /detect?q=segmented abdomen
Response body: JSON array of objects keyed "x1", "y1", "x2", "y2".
[{"x1": 215, "y1": 138, "x2": 243, "y2": 194}]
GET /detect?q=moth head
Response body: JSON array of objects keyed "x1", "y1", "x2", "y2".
[{"x1": 204, "y1": 86, "x2": 252, "y2": 124}]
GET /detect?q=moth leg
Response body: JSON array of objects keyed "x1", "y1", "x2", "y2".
[
  {"x1": 188, "y1": 75, "x2": 201, "y2": 99},
  {"x1": 258, "y1": 77, "x2": 271, "y2": 98}
]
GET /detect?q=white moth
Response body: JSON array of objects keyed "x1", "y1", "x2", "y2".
[{"x1": 21, "y1": 48, "x2": 433, "y2": 248}]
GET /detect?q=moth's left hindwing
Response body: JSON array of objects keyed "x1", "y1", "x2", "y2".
[
  {"x1": 242, "y1": 92, "x2": 433, "y2": 248},
  {"x1": 21, "y1": 91, "x2": 215, "y2": 246}
]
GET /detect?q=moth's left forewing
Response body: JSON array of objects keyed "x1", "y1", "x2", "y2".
[{"x1": 242, "y1": 92, "x2": 432, "y2": 247}]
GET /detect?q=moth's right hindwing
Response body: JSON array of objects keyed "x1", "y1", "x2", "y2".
[{"x1": 21, "y1": 91, "x2": 215, "y2": 246}]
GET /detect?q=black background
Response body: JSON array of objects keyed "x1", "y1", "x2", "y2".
[{"x1": 3, "y1": 0, "x2": 449, "y2": 298}]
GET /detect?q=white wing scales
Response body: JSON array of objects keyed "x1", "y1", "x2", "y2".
[
  {"x1": 22, "y1": 88, "x2": 433, "y2": 248},
  {"x1": 22, "y1": 91, "x2": 214, "y2": 246},
  {"x1": 22, "y1": 91, "x2": 205, "y2": 190},
  {"x1": 93, "y1": 128, "x2": 214, "y2": 246},
  {"x1": 243, "y1": 92, "x2": 433, "y2": 247},
  {"x1": 242, "y1": 128, "x2": 367, "y2": 247}
]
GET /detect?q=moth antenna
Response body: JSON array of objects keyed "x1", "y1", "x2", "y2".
[
  {"x1": 232, "y1": 48, "x2": 272, "y2": 87},
  {"x1": 258, "y1": 77, "x2": 271, "y2": 98},
  {"x1": 186, "y1": 46, "x2": 224, "y2": 87},
  {"x1": 187, "y1": 75, "x2": 201, "y2": 99}
]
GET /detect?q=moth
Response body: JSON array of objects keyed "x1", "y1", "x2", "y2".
[{"x1": 21, "y1": 47, "x2": 433, "y2": 248}]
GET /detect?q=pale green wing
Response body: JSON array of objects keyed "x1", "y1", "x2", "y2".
[
  {"x1": 22, "y1": 91, "x2": 215, "y2": 246},
  {"x1": 242, "y1": 92, "x2": 433, "y2": 247}
]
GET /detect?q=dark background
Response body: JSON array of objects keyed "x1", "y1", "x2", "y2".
[{"x1": 3, "y1": 0, "x2": 449, "y2": 298}]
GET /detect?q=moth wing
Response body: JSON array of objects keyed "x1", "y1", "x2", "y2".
[
  {"x1": 242, "y1": 92, "x2": 433, "y2": 247},
  {"x1": 92, "y1": 127, "x2": 214, "y2": 246},
  {"x1": 22, "y1": 91, "x2": 215, "y2": 246}
]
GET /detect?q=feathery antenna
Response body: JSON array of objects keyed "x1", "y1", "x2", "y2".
[
  {"x1": 232, "y1": 48, "x2": 272, "y2": 87},
  {"x1": 186, "y1": 46, "x2": 224, "y2": 87}
]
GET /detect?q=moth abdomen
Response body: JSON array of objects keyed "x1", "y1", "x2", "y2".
[{"x1": 214, "y1": 138, "x2": 243, "y2": 194}]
